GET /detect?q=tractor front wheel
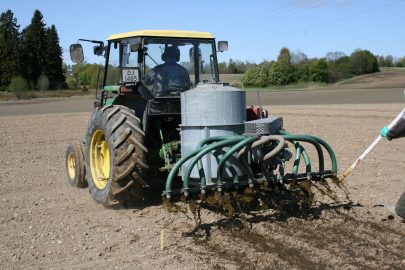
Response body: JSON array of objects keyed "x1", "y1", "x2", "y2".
[{"x1": 84, "y1": 105, "x2": 148, "y2": 206}]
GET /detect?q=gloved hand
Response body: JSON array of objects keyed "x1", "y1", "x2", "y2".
[{"x1": 380, "y1": 126, "x2": 391, "y2": 140}]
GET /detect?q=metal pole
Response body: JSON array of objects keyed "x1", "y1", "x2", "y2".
[{"x1": 339, "y1": 108, "x2": 405, "y2": 182}]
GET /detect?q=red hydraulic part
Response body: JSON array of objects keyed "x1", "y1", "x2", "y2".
[{"x1": 246, "y1": 106, "x2": 268, "y2": 120}]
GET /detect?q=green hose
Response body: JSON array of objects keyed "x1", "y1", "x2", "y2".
[
  {"x1": 164, "y1": 147, "x2": 204, "y2": 198},
  {"x1": 238, "y1": 135, "x2": 286, "y2": 186},
  {"x1": 209, "y1": 150, "x2": 239, "y2": 191},
  {"x1": 293, "y1": 142, "x2": 303, "y2": 175},
  {"x1": 182, "y1": 137, "x2": 246, "y2": 195},
  {"x1": 279, "y1": 134, "x2": 325, "y2": 173},
  {"x1": 196, "y1": 136, "x2": 244, "y2": 190},
  {"x1": 164, "y1": 136, "x2": 235, "y2": 197},
  {"x1": 301, "y1": 146, "x2": 311, "y2": 173},
  {"x1": 280, "y1": 130, "x2": 337, "y2": 174},
  {"x1": 292, "y1": 142, "x2": 312, "y2": 175},
  {"x1": 302, "y1": 134, "x2": 337, "y2": 174},
  {"x1": 164, "y1": 128, "x2": 337, "y2": 198},
  {"x1": 216, "y1": 136, "x2": 259, "y2": 190}
]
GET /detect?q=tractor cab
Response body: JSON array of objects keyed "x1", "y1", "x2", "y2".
[{"x1": 70, "y1": 30, "x2": 228, "y2": 106}]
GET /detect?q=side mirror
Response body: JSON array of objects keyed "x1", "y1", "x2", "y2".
[
  {"x1": 93, "y1": 45, "x2": 104, "y2": 56},
  {"x1": 70, "y1": 44, "x2": 84, "y2": 63},
  {"x1": 218, "y1": 41, "x2": 228, "y2": 52}
]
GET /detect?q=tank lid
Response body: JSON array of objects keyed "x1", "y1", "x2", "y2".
[{"x1": 185, "y1": 83, "x2": 242, "y2": 93}]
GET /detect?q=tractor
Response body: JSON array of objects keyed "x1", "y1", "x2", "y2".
[{"x1": 66, "y1": 30, "x2": 340, "y2": 212}]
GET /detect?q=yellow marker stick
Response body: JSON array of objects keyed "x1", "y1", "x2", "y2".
[{"x1": 160, "y1": 229, "x2": 165, "y2": 251}]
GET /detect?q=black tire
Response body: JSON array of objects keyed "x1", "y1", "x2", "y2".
[
  {"x1": 65, "y1": 142, "x2": 87, "y2": 188},
  {"x1": 84, "y1": 105, "x2": 148, "y2": 206}
]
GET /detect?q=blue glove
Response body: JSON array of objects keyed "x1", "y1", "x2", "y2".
[{"x1": 380, "y1": 126, "x2": 391, "y2": 140}]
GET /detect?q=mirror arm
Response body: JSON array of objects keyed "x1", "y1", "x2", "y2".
[{"x1": 78, "y1": 39, "x2": 105, "y2": 49}]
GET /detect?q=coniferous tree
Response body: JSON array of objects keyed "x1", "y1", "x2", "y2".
[
  {"x1": 21, "y1": 10, "x2": 47, "y2": 89},
  {"x1": 0, "y1": 10, "x2": 21, "y2": 90},
  {"x1": 45, "y1": 25, "x2": 66, "y2": 88}
]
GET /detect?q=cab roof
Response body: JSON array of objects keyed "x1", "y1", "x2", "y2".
[{"x1": 107, "y1": 30, "x2": 214, "y2": 41}]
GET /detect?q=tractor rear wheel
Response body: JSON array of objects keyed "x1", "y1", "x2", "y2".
[
  {"x1": 84, "y1": 105, "x2": 148, "y2": 206},
  {"x1": 65, "y1": 142, "x2": 87, "y2": 188}
]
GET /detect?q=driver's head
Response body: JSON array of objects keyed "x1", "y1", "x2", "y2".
[{"x1": 162, "y1": 46, "x2": 180, "y2": 63}]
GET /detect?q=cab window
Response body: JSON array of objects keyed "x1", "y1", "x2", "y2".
[{"x1": 105, "y1": 42, "x2": 120, "y2": 85}]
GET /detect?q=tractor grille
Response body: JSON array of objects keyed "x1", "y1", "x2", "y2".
[{"x1": 244, "y1": 117, "x2": 283, "y2": 135}]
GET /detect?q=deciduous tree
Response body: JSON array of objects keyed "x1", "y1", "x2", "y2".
[
  {"x1": 350, "y1": 49, "x2": 379, "y2": 75},
  {"x1": 269, "y1": 61, "x2": 293, "y2": 85}
]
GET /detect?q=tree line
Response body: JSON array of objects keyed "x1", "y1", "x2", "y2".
[
  {"x1": 218, "y1": 59, "x2": 256, "y2": 74},
  {"x1": 241, "y1": 47, "x2": 383, "y2": 87},
  {"x1": 68, "y1": 48, "x2": 402, "y2": 90},
  {"x1": 1, "y1": 8, "x2": 403, "y2": 94},
  {"x1": 0, "y1": 9, "x2": 65, "y2": 93},
  {"x1": 377, "y1": 55, "x2": 405, "y2": 67}
]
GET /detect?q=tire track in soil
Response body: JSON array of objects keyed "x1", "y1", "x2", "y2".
[
  {"x1": 184, "y1": 207, "x2": 404, "y2": 269},
  {"x1": 189, "y1": 227, "x2": 324, "y2": 269},
  {"x1": 265, "y1": 218, "x2": 402, "y2": 269}
]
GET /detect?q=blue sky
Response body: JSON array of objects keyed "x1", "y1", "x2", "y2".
[{"x1": 1, "y1": 0, "x2": 405, "y2": 64}]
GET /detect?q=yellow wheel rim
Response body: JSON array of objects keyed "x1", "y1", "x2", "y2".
[
  {"x1": 90, "y1": 130, "x2": 111, "y2": 190},
  {"x1": 67, "y1": 152, "x2": 76, "y2": 179}
]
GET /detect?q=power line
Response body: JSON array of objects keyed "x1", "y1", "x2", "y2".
[
  {"x1": 218, "y1": 0, "x2": 331, "y2": 36},
  {"x1": 215, "y1": 1, "x2": 300, "y2": 33},
  {"x1": 232, "y1": 0, "x2": 405, "y2": 49}
]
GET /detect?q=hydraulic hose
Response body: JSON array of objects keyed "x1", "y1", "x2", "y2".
[
  {"x1": 195, "y1": 136, "x2": 244, "y2": 190},
  {"x1": 293, "y1": 142, "x2": 303, "y2": 175},
  {"x1": 262, "y1": 135, "x2": 286, "y2": 162},
  {"x1": 279, "y1": 134, "x2": 325, "y2": 173},
  {"x1": 164, "y1": 129, "x2": 336, "y2": 198},
  {"x1": 302, "y1": 134, "x2": 337, "y2": 174},
  {"x1": 280, "y1": 130, "x2": 337, "y2": 175},
  {"x1": 182, "y1": 137, "x2": 246, "y2": 195},
  {"x1": 237, "y1": 135, "x2": 286, "y2": 186},
  {"x1": 165, "y1": 147, "x2": 206, "y2": 198},
  {"x1": 216, "y1": 136, "x2": 259, "y2": 191},
  {"x1": 293, "y1": 142, "x2": 312, "y2": 175},
  {"x1": 208, "y1": 150, "x2": 239, "y2": 192}
]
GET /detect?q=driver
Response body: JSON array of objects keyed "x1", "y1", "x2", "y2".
[{"x1": 145, "y1": 46, "x2": 191, "y2": 96}]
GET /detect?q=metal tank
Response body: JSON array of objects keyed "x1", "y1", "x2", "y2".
[{"x1": 180, "y1": 84, "x2": 246, "y2": 185}]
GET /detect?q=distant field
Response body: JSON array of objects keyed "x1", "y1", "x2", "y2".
[
  {"x1": 336, "y1": 67, "x2": 405, "y2": 89},
  {"x1": 220, "y1": 67, "x2": 405, "y2": 91},
  {"x1": 219, "y1": 73, "x2": 244, "y2": 86},
  {"x1": 1, "y1": 68, "x2": 404, "y2": 101}
]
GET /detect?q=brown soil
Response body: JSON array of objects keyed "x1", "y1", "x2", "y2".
[
  {"x1": 1, "y1": 102, "x2": 404, "y2": 269},
  {"x1": 336, "y1": 68, "x2": 405, "y2": 89}
]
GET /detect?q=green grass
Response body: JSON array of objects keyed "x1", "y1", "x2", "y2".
[
  {"x1": 3, "y1": 67, "x2": 404, "y2": 101},
  {"x1": 219, "y1": 73, "x2": 331, "y2": 91},
  {"x1": 379, "y1": 67, "x2": 405, "y2": 73},
  {"x1": 0, "y1": 89, "x2": 94, "y2": 101},
  {"x1": 243, "y1": 82, "x2": 330, "y2": 92}
]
